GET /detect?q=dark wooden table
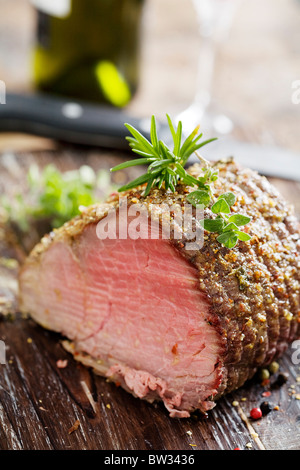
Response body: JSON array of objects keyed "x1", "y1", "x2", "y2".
[{"x1": 0, "y1": 148, "x2": 300, "y2": 451}]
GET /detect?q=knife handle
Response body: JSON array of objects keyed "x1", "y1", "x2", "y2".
[{"x1": 0, "y1": 93, "x2": 151, "y2": 149}]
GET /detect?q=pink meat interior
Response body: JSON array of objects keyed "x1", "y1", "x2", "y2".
[{"x1": 20, "y1": 211, "x2": 223, "y2": 416}]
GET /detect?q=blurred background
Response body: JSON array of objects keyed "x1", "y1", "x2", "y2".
[{"x1": 0, "y1": 0, "x2": 299, "y2": 153}]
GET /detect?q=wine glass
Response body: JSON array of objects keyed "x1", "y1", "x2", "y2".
[{"x1": 176, "y1": 0, "x2": 242, "y2": 137}]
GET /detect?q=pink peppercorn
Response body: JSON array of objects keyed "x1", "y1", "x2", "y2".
[{"x1": 250, "y1": 407, "x2": 262, "y2": 420}]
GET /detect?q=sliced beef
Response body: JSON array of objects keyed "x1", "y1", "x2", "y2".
[{"x1": 18, "y1": 160, "x2": 300, "y2": 417}]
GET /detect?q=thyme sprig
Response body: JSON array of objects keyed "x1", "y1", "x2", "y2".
[
  {"x1": 188, "y1": 188, "x2": 251, "y2": 248},
  {"x1": 186, "y1": 160, "x2": 252, "y2": 248},
  {"x1": 110, "y1": 115, "x2": 252, "y2": 249}
]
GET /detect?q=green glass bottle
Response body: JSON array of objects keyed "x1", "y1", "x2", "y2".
[{"x1": 31, "y1": 0, "x2": 144, "y2": 107}]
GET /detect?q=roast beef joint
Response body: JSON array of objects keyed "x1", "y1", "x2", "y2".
[{"x1": 19, "y1": 160, "x2": 300, "y2": 418}]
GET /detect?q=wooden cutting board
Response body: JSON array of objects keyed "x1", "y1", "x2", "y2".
[{"x1": 0, "y1": 147, "x2": 300, "y2": 451}]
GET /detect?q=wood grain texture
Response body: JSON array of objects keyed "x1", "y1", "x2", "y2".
[
  {"x1": 1, "y1": 316, "x2": 300, "y2": 450},
  {"x1": 0, "y1": 149, "x2": 300, "y2": 450}
]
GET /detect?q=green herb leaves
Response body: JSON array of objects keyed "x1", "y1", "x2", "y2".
[
  {"x1": 1, "y1": 164, "x2": 115, "y2": 232},
  {"x1": 111, "y1": 114, "x2": 252, "y2": 249},
  {"x1": 202, "y1": 194, "x2": 251, "y2": 248},
  {"x1": 211, "y1": 197, "x2": 231, "y2": 214},
  {"x1": 185, "y1": 172, "x2": 252, "y2": 248},
  {"x1": 201, "y1": 218, "x2": 225, "y2": 233},
  {"x1": 111, "y1": 114, "x2": 217, "y2": 197},
  {"x1": 228, "y1": 213, "x2": 252, "y2": 226},
  {"x1": 192, "y1": 190, "x2": 252, "y2": 248},
  {"x1": 186, "y1": 190, "x2": 211, "y2": 207},
  {"x1": 218, "y1": 192, "x2": 236, "y2": 207},
  {"x1": 216, "y1": 231, "x2": 239, "y2": 249}
]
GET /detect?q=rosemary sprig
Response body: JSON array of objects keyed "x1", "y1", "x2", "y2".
[
  {"x1": 110, "y1": 114, "x2": 216, "y2": 196},
  {"x1": 111, "y1": 114, "x2": 252, "y2": 249}
]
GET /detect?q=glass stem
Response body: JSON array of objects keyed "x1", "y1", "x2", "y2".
[{"x1": 193, "y1": 35, "x2": 216, "y2": 118}]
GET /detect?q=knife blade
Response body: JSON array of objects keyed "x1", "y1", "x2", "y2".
[
  {"x1": 186, "y1": 137, "x2": 300, "y2": 182},
  {"x1": 1, "y1": 92, "x2": 300, "y2": 182},
  {"x1": 0, "y1": 92, "x2": 147, "y2": 150}
]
